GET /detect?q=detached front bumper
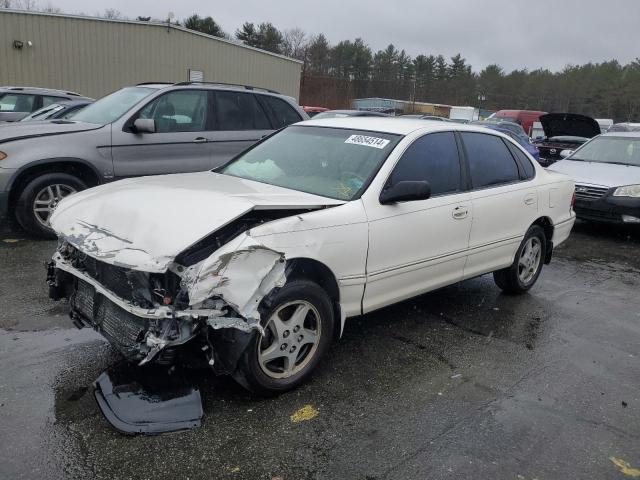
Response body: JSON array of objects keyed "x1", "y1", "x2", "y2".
[{"x1": 574, "y1": 195, "x2": 640, "y2": 224}]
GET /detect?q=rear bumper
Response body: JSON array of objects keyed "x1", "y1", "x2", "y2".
[
  {"x1": 552, "y1": 213, "x2": 576, "y2": 248},
  {"x1": 574, "y1": 196, "x2": 640, "y2": 224}
]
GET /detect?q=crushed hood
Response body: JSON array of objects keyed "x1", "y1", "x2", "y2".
[
  {"x1": 50, "y1": 172, "x2": 343, "y2": 272},
  {"x1": 548, "y1": 159, "x2": 640, "y2": 188},
  {"x1": 539, "y1": 113, "x2": 600, "y2": 139},
  {"x1": 0, "y1": 120, "x2": 102, "y2": 144}
]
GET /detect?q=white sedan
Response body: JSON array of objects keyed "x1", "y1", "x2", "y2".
[{"x1": 47, "y1": 117, "x2": 576, "y2": 394}]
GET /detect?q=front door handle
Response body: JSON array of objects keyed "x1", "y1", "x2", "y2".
[
  {"x1": 452, "y1": 206, "x2": 469, "y2": 220},
  {"x1": 193, "y1": 137, "x2": 208, "y2": 143}
]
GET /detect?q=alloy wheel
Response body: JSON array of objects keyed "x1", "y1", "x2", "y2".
[
  {"x1": 257, "y1": 300, "x2": 322, "y2": 379},
  {"x1": 518, "y1": 237, "x2": 542, "y2": 285},
  {"x1": 32, "y1": 183, "x2": 76, "y2": 228}
]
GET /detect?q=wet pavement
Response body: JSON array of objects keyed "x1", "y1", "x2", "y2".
[{"x1": 1, "y1": 221, "x2": 639, "y2": 479}]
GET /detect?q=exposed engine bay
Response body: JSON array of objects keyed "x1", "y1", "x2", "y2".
[{"x1": 46, "y1": 209, "x2": 313, "y2": 370}]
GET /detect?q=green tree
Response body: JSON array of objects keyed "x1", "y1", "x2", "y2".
[
  {"x1": 307, "y1": 34, "x2": 331, "y2": 76},
  {"x1": 236, "y1": 22, "x2": 284, "y2": 54},
  {"x1": 184, "y1": 14, "x2": 225, "y2": 37}
]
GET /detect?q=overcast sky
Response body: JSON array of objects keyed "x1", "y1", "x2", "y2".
[{"x1": 45, "y1": 0, "x2": 639, "y2": 72}]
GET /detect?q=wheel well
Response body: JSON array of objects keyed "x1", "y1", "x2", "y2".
[
  {"x1": 286, "y1": 258, "x2": 341, "y2": 336},
  {"x1": 533, "y1": 216, "x2": 554, "y2": 262},
  {"x1": 8, "y1": 161, "x2": 100, "y2": 207},
  {"x1": 533, "y1": 216, "x2": 554, "y2": 245}
]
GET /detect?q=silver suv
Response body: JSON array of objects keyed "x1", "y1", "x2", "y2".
[
  {"x1": 0, "y1": 86, "x2": 93, "y2": 123},
  {"x1": 0, "y1": 82, "x2": 307, "y2": 237}
]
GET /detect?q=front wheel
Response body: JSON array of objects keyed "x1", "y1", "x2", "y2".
[
  {"x1": 15, "y1": 172, "x2": 86, "y2": 239},
  {"x1": 234, "y1": 280, "x2": 335, "y2": 395},
  {"x1": 493, "y1": 225, "x2": 546, "y2": 294}
]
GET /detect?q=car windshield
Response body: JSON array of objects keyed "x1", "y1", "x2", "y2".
[
  {"x1": 219, "y1": 125, "x2": 401, "y2": 200},
  {"x1": 570, "y1": 136, "x2": 640, "y2": 166},
  {"x1": 20, "y1": 104, "x2": 65, "y2": 121},
  {"x1": 71, "y1": 87, "x2": 156, "y2": 124}
]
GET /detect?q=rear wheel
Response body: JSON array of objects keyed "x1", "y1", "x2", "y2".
[
  {"x1": 493, "y1": 225, "x2": 546, "y2": 294},
  {"x1": 234, "y1": 280, "x2": 334, "y2": 395},
  {"x1": 15, "y1": 173, "x2": 86, "y2": 239}
]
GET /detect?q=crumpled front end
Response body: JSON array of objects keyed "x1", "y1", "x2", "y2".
[{"x1": 47, "y1": 233, "x2": 287, "y2": 368}]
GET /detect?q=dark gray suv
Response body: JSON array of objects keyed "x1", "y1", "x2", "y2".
[{"x1": 0, "y1": 82, "x2": 307, "y2": 237}]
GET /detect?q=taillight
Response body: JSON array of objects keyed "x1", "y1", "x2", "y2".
[{"x1": 571, "y1": 192, "x2": 576, "y2": 208}]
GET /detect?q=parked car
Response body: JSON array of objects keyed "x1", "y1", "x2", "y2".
[
  {"x1": 301, "y1": 106, "x2": 329, "y2": 117},
  {"x1": 0, "y1": 82, "x2": 308, "y2": 238},
  {"x1": 473, "y1": 118, "x2": 528, "y2": 137},
  {"x1": 18, "y1": 99, "x2": 93, "y2": 122},
  {"x1": 312, "y1": 109, "x2": 390, "y2": 119},
  {"x1": 0, "y1": 86, "x2": 92, "y2": 122},
  {"x1": 533, "y1": 113, "x2": 600, "y2": 166},
  {"x1": 548, "y1": 132, "x2": 640, "y2": 224},
  {"x1": 608, "y1": 122, "x2": 640, "y2": 133},
  {"x1": 401, "y1": 114, "x2": 452, "y2": 121},
  {"x1": 595, "y1": 118, "x2": 613, "y2": 133},
  {"x1": 473, "y1": 120, "x2": 540, "y2": 161},
  {"x1": 47, "y1": 117, "x2": 575, "y2": 396},
  {"x1": 487, "y1": 110, "x2": 547, "y2": 136},
  {"x1": 530, "y1": 121, "x2": 545, "y2": 139}
]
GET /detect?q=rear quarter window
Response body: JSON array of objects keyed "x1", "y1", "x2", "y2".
[
  {"x1": 507, "y1": 142, "x2": 536, "y2": 180},
  {"x1": 259, "y1": 95, "x2": 302, "y2": 129}
]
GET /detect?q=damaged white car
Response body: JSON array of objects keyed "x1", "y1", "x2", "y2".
[{"x1": 47, "y1": 117, "x2": 576, "y2": 395}]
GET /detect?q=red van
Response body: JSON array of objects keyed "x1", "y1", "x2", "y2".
[{"x1": 488, "y1": 110, "x2": 547, "y2": 136}]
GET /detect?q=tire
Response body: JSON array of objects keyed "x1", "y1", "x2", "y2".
[
  {"x1": 493, "y1": 225, "x2": 546, "y2": 294},
  {"x1": 234, "y1": 279, "x2": 335, "y2": 396},
  {"x1": 15, "y1": 173, "x2": 86, "y2": 239}
]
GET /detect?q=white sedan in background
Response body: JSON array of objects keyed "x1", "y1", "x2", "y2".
[{"x1": 47, "y1": 117, "x2": 576, "y2": 395}]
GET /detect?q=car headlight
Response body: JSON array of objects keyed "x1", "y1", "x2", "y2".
[
  {"x1": 0, "y1": 151, "x2": 7, "y2": 161},
  {"x1": 613, "y1": 185, "x2": 640, "y2": 197}
]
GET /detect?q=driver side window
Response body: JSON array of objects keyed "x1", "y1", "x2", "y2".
[
  {"x1": 387, "y1": 132, "x2": 462, "y2": 196},
  {"x1": 138, "y1": 90, "x2": 209, "y2": 133}
]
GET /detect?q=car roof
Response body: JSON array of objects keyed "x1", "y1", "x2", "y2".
[
  {"x1": 300, "y1": 116, "x2": 509, "y2": 136},
  {"x1": 0, "y1": 86, "x2": 91, "y2": 99},
  {"x1": 136, "y1": 81, "x2": 286, "y2": 97}
]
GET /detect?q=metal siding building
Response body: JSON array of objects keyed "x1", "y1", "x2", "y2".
[{"x1": 0, "y1": 10, "x2": 302, "y2": 100}]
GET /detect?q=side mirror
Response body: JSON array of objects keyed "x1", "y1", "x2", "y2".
[
  {"x1": 559, "y1": 149, "x2": 573, "y2": 158},
  {"x1": 133, "y1": 118, "x2": 155, "y2": 133},
  {"x1": 379, "y1": 180, "x2": 431, "y2": 204}
]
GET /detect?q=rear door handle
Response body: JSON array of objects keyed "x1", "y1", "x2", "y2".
[
  {"x1": 524, "y1": 194, "x2": 536, "y2": 205},
  {"x1": 193, "y1": 137, "x2": 208, "y2": 143},
  {"x1": 452, "y1": 206, "x2": 469, "y2": 220}
]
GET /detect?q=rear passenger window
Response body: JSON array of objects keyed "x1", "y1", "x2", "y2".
[
  {"x1": 215, "y1": 92, "x2": 271, "y2": 130},
  {"x1": 507, "y1": 143, "x2": 536, "y2": 180},
  {"x1": 387, "y1": 132, "x2": 461, "y2": 196},
  {"x1": 0, "y1": 93, "x2": 36, "y2": 112},
  {"x1": 259, "y1": 95, "x2": 302, "y2": 128},
  {"x1": 461, "y1": 132, "x2": 520, "y2": 188}
]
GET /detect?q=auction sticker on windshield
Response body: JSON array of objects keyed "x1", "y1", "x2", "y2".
[{"x1": 345, "y1": 135, "x2": 390, "y2": 149}]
